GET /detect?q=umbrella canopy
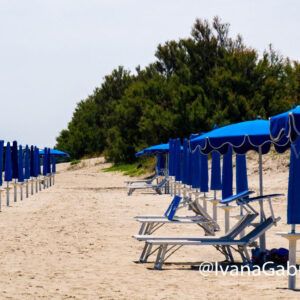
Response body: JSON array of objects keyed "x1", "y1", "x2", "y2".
[
  {"x1": 190, "y1": 119, "x2": 290, "y2": 154},
  {"x1": 39, "y1": 148, "x2": 69, "y2": 157},
  {"x1": 0, "y1": 141, "x2": 4, "y2": 186},
  {"x1": 236, "y1": 154, "x2": 248, "y2": 194},
  {"x1": 222, "y1": 146, "x2": 233, "y2": 199},
  {"x1": 4, "y1": 142, "x2": 12, "y2": 182},
  {"x1": 136, "y1": 143, "x2": 183, "y2": 157},
  {"x1": 24, "y1": 145, "x2": 30, "y2": 180},
  {"x1": 211, "y1": 150, "x2": 222, "y2": 190},
  {"x1": 12, "y1": 141, "x2": 19, "y2": 179},
  {"x1": 270, "y1": 105, "x2": 300, "y2": 142},
  {"x1": 287, "y1": 137, "x2": 300, "y2": 224},
  {"x1": 18, "y1": 145, "x2": 24, "y2": 183}
]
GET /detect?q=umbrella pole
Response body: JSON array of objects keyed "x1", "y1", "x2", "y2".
[
  {"x1": 258, "y1": 146, "x2": 266, "y2": 254},
  {"x1": 212, "y1": 190, "x2": 217, "y2": 222},
  {"x1": 14, "y1": 179, "x2": 17, "y2": 202},
  {"x1": 31, "y1": 178, "x2": 34, "y2": 195},
  {"x1": 20, "y1": 184, "x2": 23, "y2": 201},
  {"x1": 26, "y1": 180, "x2": 29, "y2": 198},
  {"x1": 6, "y1": 182, "x2": 10, "y2": 206}
]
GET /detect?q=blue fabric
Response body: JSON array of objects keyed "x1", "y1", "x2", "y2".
[
  {"x1": 192, "y1": 148, "x2": 201, "y2": 188},
  {"x1": 236, "y1": 154, "x2": 248, "y2": 194},
  {"x1": 12, "y1": 141, "x2": 19, "y2": 179},
  {"x1": 164, "y1": 196, "x2": 181, "y2": 220},
  {"x1": 38, "y1": 150, "x2": 42, "y2": 175},
  {"x1": 175, "y1": 139, "x2": 181, "y2": 181},
  {"x1": 287, "y1": 136, "x2": 300, "y2": 224},
  {"x1": 30, "y1": 146, "x2": 34, "y2": 177},
  {"x1": 168, "y1": 139, "x2": 173, "y2": 176},
  {"x1": 18, "y1": 145, "x2": 24, "y2": 183},
  {"x1": 43, "y1": 147, "x2": 48, "y2": 176},
  {"x1": 4, "y1": 142, "x2": 12, "y2": 182},
  {"x1": 200, "y1": 152, "x2": 209, "y2": 192},
  {"x1": 52, "y1": 153, "x2": 56, "y2": 173},
  {"x1": 190, "y1": 119, "x2": 290, "y2": 155},
  {"x1": 24, "y1": 145, "x2": 30, "y2": 180},
  {"x1": 34, "y1": 147, "x2": 39, "y2": 177},
  {"x1": 47, "y1": 148, "x2": 51, "y2": 174},
  {"x1": 211, "y1": 150, "x2": 222, "y2": 190},
  {"x1": 222, "y1": 147, "x2": 233, "y2": 199},
  {"x1": 220, "y1": 190, "x2": 253, "y2": 204},
  {"x1": 182, "y1": 139, "x2": 188, "y2": 185},
  {"x1": 39, "y1": 148, "x2": 70, "y2": 157},
  {"x1": 270, "y1": 106, "x2": 300, "y2": 142},
  {"x1": 135, "y1": 143, "x2": 183, "y2": 157},
  {"x1": 0, "y1": 141, "x2": 4, "y2": 186}
]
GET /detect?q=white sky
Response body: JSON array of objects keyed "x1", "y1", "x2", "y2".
[{"x1": 0, "y1": 0, "x2": 299, "y2": 148}]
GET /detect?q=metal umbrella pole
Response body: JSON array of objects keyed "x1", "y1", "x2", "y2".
[{"x1": 258, "y1": 146, "x2": 266, "y2": 254}]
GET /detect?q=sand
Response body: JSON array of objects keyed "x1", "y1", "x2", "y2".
[{"x1": 0, "y1": 153, "x2": 299, "y2": 299}]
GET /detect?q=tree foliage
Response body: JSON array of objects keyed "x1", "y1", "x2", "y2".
[{"x1": 56, "y1": 17, "x2": 300, "y2": 162}]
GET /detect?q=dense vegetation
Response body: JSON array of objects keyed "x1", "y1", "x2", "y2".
[{"x1": 56, "y1": 17, "x2": 300, "y2": 163}]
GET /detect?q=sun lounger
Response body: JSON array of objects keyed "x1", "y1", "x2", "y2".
[
  {"x1": 144, "y1": 216, "x2": 279, "y2": 269},
  {"x1": 127, "y1": 177, "x2": 169, "y2": 196},
  {"x1": 125, "y1": 173, "x2": 161, "y2": 185}
]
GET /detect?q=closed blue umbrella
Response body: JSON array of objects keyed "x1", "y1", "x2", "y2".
[
  {"x1": 18, "y1": 145, "x2": 24, "y2": 183},
  {"x1": 175, "y1": 139, "x2": 181, "y2": 182},
  {"x1": 38, "y1": 150, "x2": 42, "y2": 175},
  {"x1": 30, "y1": 146, "x2": 34, "y2": 177},
  {"x1": 52, "y1": 153, "x2": 56, "y2": 173},
  {"x1": 187, "y1": 149, "x2": 193, "y2": 186},
  {"x1": 47, "y1": 148, "x2": 51, "y2": 174},
  {"x1": 12, "y1": 141, "x2": 19, "y2": 179},
  {"x1": 24, "y1": 145, "x2": 30, "y2": 180},
  {"x1": 182, "y1": 139, "x2": 188, "y2": 185},
  {"x1": 236, "y1": 154, "x2": 248, "y2": 194},
  {"x1": 5, "y1": 142, "x2": 12, "y2": 206},
  {"x1": 211, "y1": 151, "x2": 222, "y2": 190},
  {"x1": 34, "y1": 147, "x2": 39, "y2": 178},
  {"x1": 200, "y1": 152, "x2": 209, "y2": 193},
  {"x1": 0, "y1": 141, "x2": 4, "y2": 186},
  {"x1": 168, "y1": 139, "x2": 173, "y2": 176},
  {"x1": 43, "y1": 147, "x2": 48, "y2": 176},
  {"x1": 222, "y1": 146, "x2": 233, "y2": 199},
  {"x1": 5, "y1": 142, "x2": 12, "y2": 182},
  {"x1": 192, "y1": 148, "x2": 201, "y2": 189}
]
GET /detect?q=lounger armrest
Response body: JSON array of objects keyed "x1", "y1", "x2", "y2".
[{"x1": 220, "y1": 190, "x2": 255, "y2": 204}]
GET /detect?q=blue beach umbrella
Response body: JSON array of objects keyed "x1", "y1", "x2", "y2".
[
  {"x1": 24, "y1": 145, "x2": 30, "y2": 180},
  {"x1": 47, "y1": 148, "x2": 51, "y2": 174},
  {"x1": 34, "y1": 147, "x2": 39, "y2": 178},
  {"x1": 270, "y1": 105, "x2": 300, "y2": 142},
  {"x1": 43, "y1": 147, "x2": 48, "y2": 176},
  {"x1": 0, "y1": 141, "x2": 4, "y2": 186},
  {"x1": 211, "y1": 151, "x2": 222, "y2": 191},
  {"x1": 39, "y1": 148, "x2": 69, "y2": 157},
  {"x1": 136, "y1": 143, "x2": 183, "y2": 157},
  {"x1": 30, "y1": 146, "x2": 34, "y2": 177},
  {"x1": 200, "y1": 152, "x2": 209, "y2": 193},
  {"x1": 222, "y1": 146, "x2": 233, "y2": 199},
  {"x1": 175, "y1": 139, "x2": 181, "y2": 182},
  {"x1": 12, "y1": 141, "x2": 19, "y2": 179},
  {"x1": 236, "y1": 154, "x2": 248, "y2": 194},
  {"x1": 191, "y1": 148, "x2": 201, "y2": 189},
  {"x1": 187, "y1": 148, "x2": 193, "y2": 186},
  {"x1": 4, "y1": 142, "x2": 12, "y2": 182},
  {"x1": 18, "y1": 145, "x2": 24, "y2": 183}
]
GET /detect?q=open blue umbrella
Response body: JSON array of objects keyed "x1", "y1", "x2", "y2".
[
  {"x1": 135, "y1": 143, "x2": 183, "y2": 157},
  {"x1": 270, "y1": 105, "x2": 300, "y2": 142},
  {"x1": 0, "y1": 141, "x2": 4, "y2": 187},
  {"x1": 39, "y1": 148, "x2": 70, "y2": 157}
]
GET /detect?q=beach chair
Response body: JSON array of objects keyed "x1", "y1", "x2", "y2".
[
  {"x1": 127, "y1": 177, "x2": 169, "y2": 196},
  {"x1": 145, "y1": 216, "x2": 279, "y2": 269},
  {"x1": 125, "y1": 173, "x2": 161, "y2": 185}
]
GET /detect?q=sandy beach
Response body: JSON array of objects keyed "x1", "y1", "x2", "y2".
[{"x1": 0, "y1": 153, "x2": 299, "y2": 299}]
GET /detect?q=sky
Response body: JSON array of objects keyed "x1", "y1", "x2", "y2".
[{"x1": 0, "y1": 0, "x2": 299, "y2": 148}]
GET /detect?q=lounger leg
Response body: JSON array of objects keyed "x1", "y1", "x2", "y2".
[
  {"x1": 128, "y1": 188, "x2": 134, "y2": 196},
  {"x1": 140, "y1": 242, "x2": 153, "y2": 263},
  {"x1": 138, "y1": 223, "x2": 146, "y2": 235},
  {"x1": 155, "y1": 245, "x2": 167, "y2": 270}
]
